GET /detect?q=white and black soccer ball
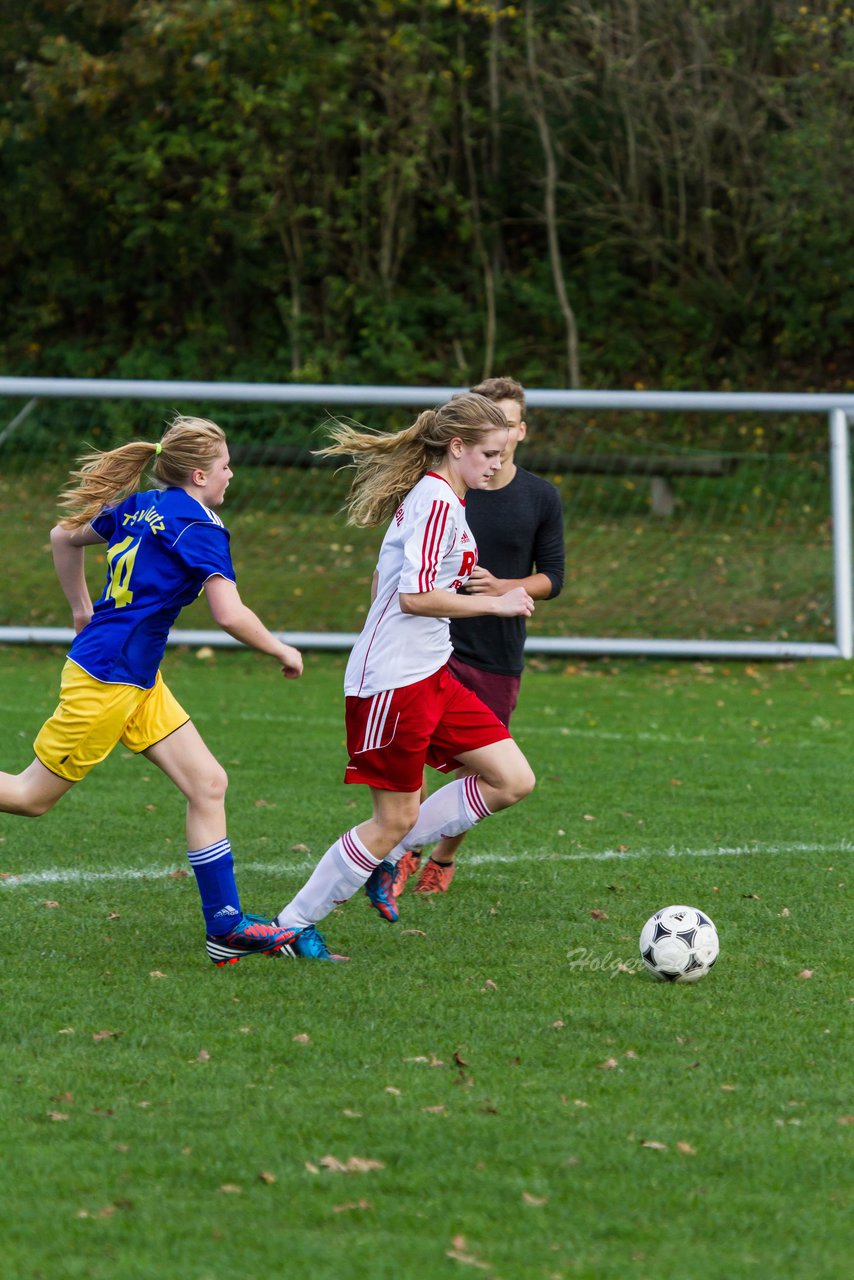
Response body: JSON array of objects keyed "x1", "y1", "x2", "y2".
[{"x1": 639, "y1": 905, "x2": 719, "y2": 983}]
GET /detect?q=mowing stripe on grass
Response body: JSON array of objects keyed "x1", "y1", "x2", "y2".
[{"x1": 1, "y1": 840, "x2": 849, "y2": 890}]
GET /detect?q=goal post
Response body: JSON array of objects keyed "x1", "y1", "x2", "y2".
[{"x1": 1, "y1": 377, "x2": 852, "y2": 660}]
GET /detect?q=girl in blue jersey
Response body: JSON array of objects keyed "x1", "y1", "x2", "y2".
[{"x1": 0, "y1": 415, "x2": 302, "y2": 966}]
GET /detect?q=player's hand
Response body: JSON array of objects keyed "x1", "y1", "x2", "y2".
[
  {"x1": 495, "y1": 587, "x2": 535, "y2": 617},
  {"x1": 72, "y1": 607, "x2": 93, "y2": 634},
  {"x1": 279, "y1": 644, "x2": 304, "y2": 678},
  {"x1": 465, "y1": 565, "x2": 505, "y2": 596}
]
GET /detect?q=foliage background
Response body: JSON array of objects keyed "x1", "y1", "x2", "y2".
[{"x1": 2, "y1": 0, "x2": 853, "y2": 395}]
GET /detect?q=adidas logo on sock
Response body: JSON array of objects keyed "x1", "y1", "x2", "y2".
[{"x1": 213, "y1": 904, "x2": 240, "y2": 919}]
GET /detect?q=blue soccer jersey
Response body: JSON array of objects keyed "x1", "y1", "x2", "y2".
[{"x1": 68, "y1": 487, "x2": 236, "y2": 688}]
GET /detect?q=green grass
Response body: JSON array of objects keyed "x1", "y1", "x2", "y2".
[{"x1": 0, "y1": 648, "x2": 852, "y2": 1279}]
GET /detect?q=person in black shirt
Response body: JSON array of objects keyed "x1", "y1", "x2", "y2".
[{"x1": 393, "y1": 377, "x2": 565, "y2": 897}]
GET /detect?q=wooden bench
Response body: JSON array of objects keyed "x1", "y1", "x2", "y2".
[{"x1": 229, "y1": 446, "x2": 739, "y2": 517}]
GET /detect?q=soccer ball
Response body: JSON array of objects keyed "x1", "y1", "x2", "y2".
[{"x1": 639, "y1": 905, "x2": 719, "y2": 983}]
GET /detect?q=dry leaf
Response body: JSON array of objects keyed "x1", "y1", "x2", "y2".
[
  {"x1": 640, "y1": 1140, "x2": 667, "y2": 1150},
  {"x1": 149, "y1": 971, "x2": 167, "y2": 979},
  {"x1": 219, "y1": 1184, "x2": 242, "y2": 1194},
  {"x1": 167, "y1": 868, "x2": 189, "y2": 879},
  {"x1": 47, "y1": 1111, "x2": 69, "y2": 1122},
  {"x1": 590, "y1": 908, "x2": 609, "y2": 921},
  {"x1": 292, "y1": 1033, "x2": 311, "y2": 1044},
  {"x1": 720, "y1": 1083, "x2": 737, "y2": 1092},
  {"x1": 92, "y1": 1029, "x2": 121, "y2": 1042},
  {"x1": 552, "y1": 1020, "x2": 565, "y2": 1030},
  {"x1": 837, "y1": 1115, "x2": 854, "y2": 1125},
  {"x1": 797, "y1": 969, "x2": 813, "y2": 979},
  {"x1": 290, "y1": 843, "x2": 311, "y2": 853},
  {"x1": 423, "y1": 1104, "x2": 447, "y2": 1114},
  {"x1": 57, "y1": 1028, "x2": 75, "y2": 1035},
  {"x1": 304, "y1": 1161, "x2": 320, "y2": 1174},
  {"x1": 583, "y1": 814, "x2": 596, "y2": 821},
  {"x1": 401, "y1": 928, "x2": 427, "y2": 936},
  {"x1": 522, "y1": 1191, "x2": 548, "y2": 1206},
  {"x1": 43, "y1": 901, "x2": 60, "y2": 909},
  {"x1": 342, "y1": 1109, "x2": 362, "y2": 1118},
  {"x1": 385, "y1": 1086, "x2": 401, "y2": 1095},
  {"x1": 599, "y1": 1057, "x2": 618, "y2": 1070},
  {"x1": 197, "y1": 1048, "x2": 211, "y2": 1062},
  {"x1": 107, "y1": 912, "x2": 121, "y2": 921},
  {"x1": 676, "y1": 1141, "x2": 696, "y2": 1155},
  {"x1": 481, "y1": 979, "x2": 497, "y2": 992},
  {"x1": 319, "y1": 1155, "x2": 385, "y2": 1174},
  {"x1": 258, "y1": 1171, "x2": 277, "y2": 1185},
  {"x1": 333, "y1": 1198, "x2": 372, "y2": 1213}
]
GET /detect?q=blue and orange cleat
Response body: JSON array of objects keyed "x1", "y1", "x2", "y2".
[
  {"x1": 391, "y1": 850, "x2": 421, "y2": 899},
  {"x1": 364, "y1": 860, "x2": 399, "y2": 923},
  {"x1": 206, "y1": 914, "x2": 296, "y2": 966}
]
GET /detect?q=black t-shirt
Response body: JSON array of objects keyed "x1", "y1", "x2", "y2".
[{"x1": 450, "y1": 466, "x2": 565, "y2": 676}]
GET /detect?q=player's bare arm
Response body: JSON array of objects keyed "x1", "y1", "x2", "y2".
[
  {"x1": 400, "y1": 585, "x2": 534, "y2": 619},
  {"x1": 50, "y1": 522, "x2": 103, "y2": 632},
  {"x1": 204, "y1": 575, "x2": 303, "y2": 678}
]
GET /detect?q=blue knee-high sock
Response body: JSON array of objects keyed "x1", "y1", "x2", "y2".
[{"x1": 187, "y1": 839, "x2": 242, "y2": 934}]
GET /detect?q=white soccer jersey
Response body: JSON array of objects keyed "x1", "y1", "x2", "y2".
[{"x1": 344, "y1": 471, "x2": 478, "y2": 697}]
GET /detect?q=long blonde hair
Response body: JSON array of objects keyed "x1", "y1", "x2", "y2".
[
  {"x1": 317, "y1": 393, "x2": 508, "y2": 527},
  {"x1": 59, "y1": 415, "x2": 227, "y2": 528}
]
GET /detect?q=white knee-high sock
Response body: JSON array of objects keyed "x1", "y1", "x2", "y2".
[
  {"x1": 275, "y1": 828, "x2": 380, "y2": 930},
  {"x1": 387, "y1": 775, "x2": 491, "y2": 864}
]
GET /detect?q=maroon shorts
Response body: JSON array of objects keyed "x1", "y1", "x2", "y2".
[
  {"x1": 447, "y1": 653, "x2": 521, "y2": 729},
  {"x1": 344, "y1": 665, "x2": 512, "y2": 791}
]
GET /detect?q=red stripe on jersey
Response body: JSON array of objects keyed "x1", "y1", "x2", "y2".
[
  {"x1": 464, "y1": 773, "x2": 491, "y2": 820},
  {"x1": 418, "y1": 500, "x2": 450, "y2": 593}
]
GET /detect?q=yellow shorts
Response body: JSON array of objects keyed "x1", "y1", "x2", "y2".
[{"x1": 33, "y1": 660, "x2": 190, "y2": 783}]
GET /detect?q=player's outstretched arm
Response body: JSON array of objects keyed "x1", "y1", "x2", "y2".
[{"x1": 204, "y1": 576, "x2": 303, "y2": 678}]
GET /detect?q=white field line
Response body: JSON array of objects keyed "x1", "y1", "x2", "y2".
[{"x1": 1, "y1": 841, "x2": 850, "y2": 890}]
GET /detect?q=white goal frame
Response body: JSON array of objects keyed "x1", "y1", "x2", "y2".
[{"x1": 1, "y1": 377, "x2": 853, "y2": 660}]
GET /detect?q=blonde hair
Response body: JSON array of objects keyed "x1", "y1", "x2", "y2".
[
  {"x1": 317, "y1": 393, "x2": 508, "y2": 527},
  {"x1": 59, "y1": 415, "x2": 227, "y2": 528},
  {"x1": 470, "y1": 376, "x2": 526, "y2": 417}
]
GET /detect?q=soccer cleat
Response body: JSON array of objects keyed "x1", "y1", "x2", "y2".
[
  {"x1": 364, "y1": 859, "x2": 399, "y2": 923},
  {"x1": 391, "y1": 850, "x2": 422, "y2": 899},
  {"x1": 413, "y1": 858, "x2": 456, "y2": 895},
  {"x1": 206, "y1": 914, "x2": 297, "y2": 966},
  {"x1": 288, "y1": 924, "x2": 348, "y2": 962}
]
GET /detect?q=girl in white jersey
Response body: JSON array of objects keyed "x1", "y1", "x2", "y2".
[{"x1": 274, "y1": 393, "x2": 536, "y2": 960}]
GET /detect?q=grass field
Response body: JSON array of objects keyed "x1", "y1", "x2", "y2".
[{"x1": 0, "y1": 647, "x2": 851, "y2": 1279}]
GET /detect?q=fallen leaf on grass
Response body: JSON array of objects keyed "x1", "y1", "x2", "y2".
[
  {"x1": 599, "y1": 1058, "x2": 618, "y2": 1071},
  {"x1": 48, "y1": 1111, "x2": 69, "y2": 1122},
  {"x1": 43, "y1": 901, "x2": 60, "y2": 909},
  {"x1": 837, "y1": 1115, "x2": 854, "y2": 1125},
  {"x1": 167, "y1": 868, "x2": 189, "y2": 880},
  {"x1": 318, "y1": 1155, "x2": 385, "y2": 1174},
  {"x1": 401, "y1": 928, "x2": 427, "y2": 936},
  {"x1": 292, "y1": 1033, "x2": 311, "y2": 1044},
  {"x1": 196, "y1": 1049, "x2": 211, "y2": 1062},
  {"x1": 446, "y1": 1238, "x2": 493, "y2": 1272},
  {"x1": 149, "y1": 971, "x2": 167, "y2": 979},
  {"x1": 797, "y1": 969, "x2": 814, "y2": 979},
  {"x1": 57, "y1": 1028, "x2": 75, "y2": 1035},
  {"x1": 481, "y1": 979, "x2": 497, "y2": 992},
  {"x1": 291, "y1": 843, "x2": 311, "y2": 853},
  {"x1": 423, "y1": 1105, "x2": 447, "y2": 1114},
  {"x1": 676, "y1": 1141, "x2": 697, "y2": 1155},
  {"x1": 92, "y1": 1030, "x2": 122, "y2": 1042},
  {"x1": 385, "y1": 1086, "x2": 401, "y2": 1095},
  {"x1": 342, "y1": 1109, "x2": 362, "y2": 1118},
  {"x1": 258, "y1": 1171, "x2": 277, "y2": 1185},
  {"x1": 219, "y1": 1184, "x2": 242, "y2": 1195},
  {"x1": 640, "y1": 1140, "x2": 667, "y2": 1150},
  {"x1": 522, "y1": 1191, "x2": 548, "y2": 1206},
  {"x1": 590, "y1": 908, "x2": 608, "y2": 921},
  {"x1": 333, "y1": 1199, "x2": 373, "y2": 1213}
]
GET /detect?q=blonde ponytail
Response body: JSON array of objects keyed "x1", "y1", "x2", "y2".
[
  {"x1": 317, "y1": 394, "x2": 507, "y2": 527},
  {"x1": 59, "y1": 414, "x2": 226, "y2": 528}
]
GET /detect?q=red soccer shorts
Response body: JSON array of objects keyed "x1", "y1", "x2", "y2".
[{"x1": 344, "y1": 664, "x2": 511, "y2": 791}]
